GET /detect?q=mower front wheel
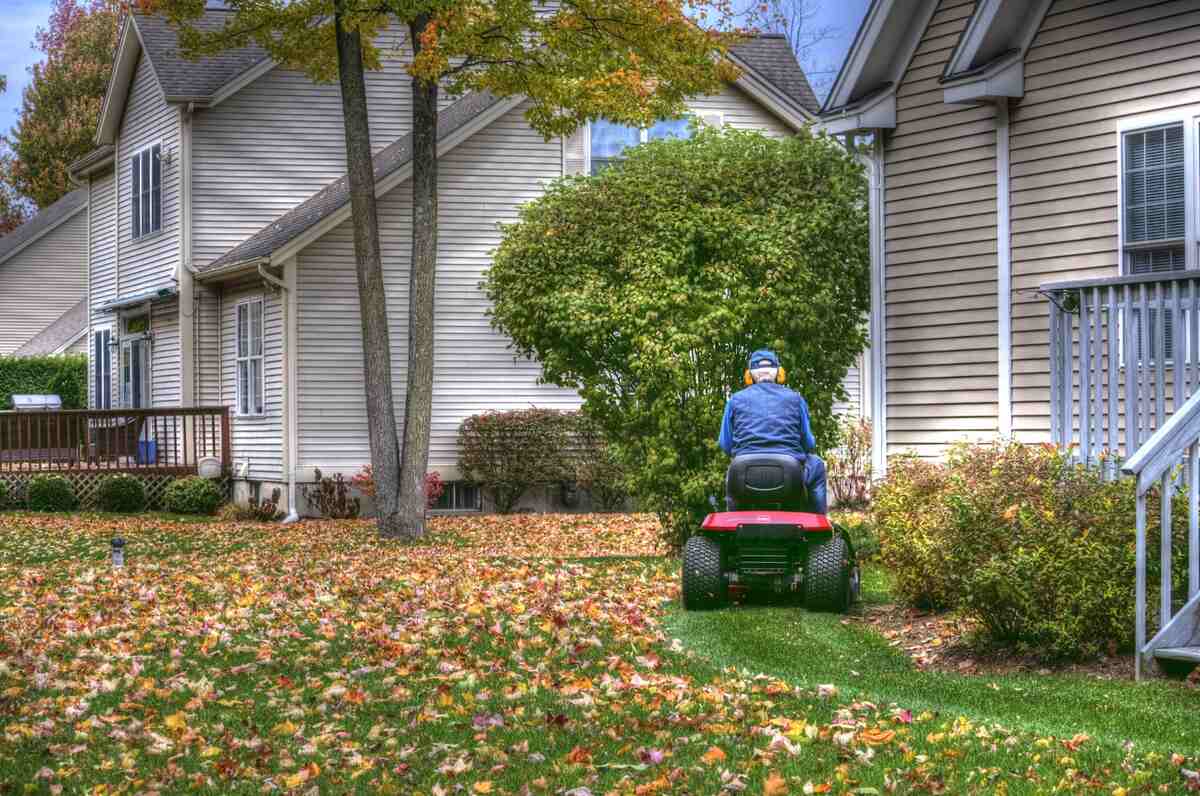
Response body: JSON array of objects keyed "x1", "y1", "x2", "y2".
[
  {"x1": 682, "y1": 535, "x2": 726, "y2": 610},
  {"x1": 804, "y1": 533, "x2": 852, "y2": 613}
]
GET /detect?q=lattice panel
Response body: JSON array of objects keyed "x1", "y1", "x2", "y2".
[{"x1": 0, "y1": 472, "x2": 230, "y2": 511}]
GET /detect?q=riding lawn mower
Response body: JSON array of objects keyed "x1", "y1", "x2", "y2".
[{"x1": 682, "y1": 452, "x2": 860, "y2": 612}]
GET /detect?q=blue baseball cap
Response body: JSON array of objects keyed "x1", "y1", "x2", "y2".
[{"x1": 748, "y1": 349, "x2": 780, "y2": 369}]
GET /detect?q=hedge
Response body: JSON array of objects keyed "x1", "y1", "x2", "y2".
[{"x1": 0, "y1": 353, "x2": 87, "y2": 409}]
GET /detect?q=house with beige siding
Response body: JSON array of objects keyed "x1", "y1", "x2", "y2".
[
  {"x1": 818, "y1": 0, "x2": 1200, "y2": 475},
  {"x1": 69, "y1": 8, "x2": 860, "y2": 514},
  {"x1": 0, "y1": 190, "x2": 89, "y2": 356}
]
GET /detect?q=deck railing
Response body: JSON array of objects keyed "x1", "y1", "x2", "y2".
[
  {"x1": 0, "y1": 406, "x2": 231, "y2": 474},
  {"x1": 1044, "y1": 271, "x2": 1200, "y2": 471}
]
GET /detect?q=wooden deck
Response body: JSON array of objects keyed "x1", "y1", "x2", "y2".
[{"x1": 0, "y1": 407, "x2": 231, "y2": 475}]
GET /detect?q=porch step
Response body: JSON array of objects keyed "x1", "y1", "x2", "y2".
[{"x1": 1153, "y1": 646, "x2": 1200, "y2": 663}]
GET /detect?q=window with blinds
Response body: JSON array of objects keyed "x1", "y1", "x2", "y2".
[{"x1": 1124, "y1": 123, "x2": 1188, "y2": 361}]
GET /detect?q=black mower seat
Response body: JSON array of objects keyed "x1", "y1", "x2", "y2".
[{"x1": 725, "y1": 452, "x2": 811, "y2": 512}]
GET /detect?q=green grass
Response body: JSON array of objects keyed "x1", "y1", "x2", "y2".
[{"x1": 666, "y1": 565, "x2": 1200, "y2": 754}]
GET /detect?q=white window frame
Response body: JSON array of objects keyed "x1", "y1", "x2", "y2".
[
  {"x1": 584, "y1": 112, "x2": 723, "y2": 174},
  {"x1": 129, "y1": 142, "x2": 163, "y2": 241},
  {"x1": 235, "y1": 298, "x2": 266, "y2": 417},
  {"x1": 1116, "y1": 109, "x2": 1199, "y2": 275},
  {"x1": 1115, "y1": 109, "x2": 1200, "y2": 366},
  {"x1": 93, "y1": 326, "x2": 112, "y2": 410}
]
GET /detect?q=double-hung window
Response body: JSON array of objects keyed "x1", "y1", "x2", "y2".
[
  {"x1": 236, "y1": 299, "x2": 264, "y2": 416},
  {"x1": 1120, "y1": 114, "x2": 1200, "y2": 361},
  {"x1": 130, "y1": 143, "x2": 162, "y2": 239},
  {"x1": 587, "y1": 114, "x2": 719, "y2": 175}
]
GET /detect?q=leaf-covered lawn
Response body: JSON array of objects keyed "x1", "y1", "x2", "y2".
[{"x1": 0, "y1": 512, "x2": 1196, "y2": 794}]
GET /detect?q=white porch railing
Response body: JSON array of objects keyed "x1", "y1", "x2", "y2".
[
  {"x1": 1044, "y1": 271, "x2": 1200, "y2": 678},
  {"x1": 1044, "y1": 271, "x2": 1200, "y2": 471},
  {"x1": 1121, "y1": 388, "x2": 1200, "y2": 680}
]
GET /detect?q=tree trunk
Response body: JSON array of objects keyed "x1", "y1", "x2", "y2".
[
  {"x1": 334, "y1": 4, "x2": 404, "y2": 536},
  {"x1": 395, "y1": 14, "x2": 439, "y2": 538}
]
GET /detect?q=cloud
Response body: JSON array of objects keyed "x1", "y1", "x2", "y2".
[{"x1": 0, "y1": 0, "x2": 52, "y2": 136}]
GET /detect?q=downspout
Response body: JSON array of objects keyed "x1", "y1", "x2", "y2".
[
  {"x1": 995, "y1": 101, "x2": 1013, "y2": 438},
  {"x1": 257, "y1": 260, "x2": 299, "y2": 524},
  {"x1": 857, "y1": 133, "x2": 888, "y2": 478}
]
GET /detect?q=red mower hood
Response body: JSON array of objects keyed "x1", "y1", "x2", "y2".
[{"x1": 701, "y1": 511, "x2": 832, "y2": 532}]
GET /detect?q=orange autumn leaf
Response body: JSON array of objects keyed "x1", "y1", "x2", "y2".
[
  {"x1": 565, "y1": 745, "x2": 592, "y2": 765},
  {"x1": 701, "y1": 746, "x2": 726, "y2": 765},
  {"x1": 763, "y1": 771, "x2": 788, "y2": 796},
  {"x1": 860, "y1": 728, "x2": 896, "y2": 746}
]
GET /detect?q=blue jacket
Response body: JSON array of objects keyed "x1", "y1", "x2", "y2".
[{"x1": 718, "y1": 382, "x2": 815, "y2": 459}]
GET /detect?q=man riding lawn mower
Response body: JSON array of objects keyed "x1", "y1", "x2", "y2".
[{"x1": 682, "y1": 349, "x2": 860, "y2": 613}]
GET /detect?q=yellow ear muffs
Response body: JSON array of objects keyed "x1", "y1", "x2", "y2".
[
  {"x1": 776, "y1": 367, "x2": 787, "y2": 384},
  {"x1": 744, "y1": 370, "x2": 754, "y2": 386}
]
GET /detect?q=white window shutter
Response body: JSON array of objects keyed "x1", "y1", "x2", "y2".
[{"x1": 563, "y1": 126, "x2": 587, "y2": 176}]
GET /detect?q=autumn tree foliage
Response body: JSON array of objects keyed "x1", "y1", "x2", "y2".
[
  {"x1": 5, "y1": 0, "x2": 119, "y2": 210},
  {"x1": 487, "y1": 127, "x2": 869, "y2": 546},
  {"x1": 151, "y1": 0, "x2": 755, "y2": 538}
]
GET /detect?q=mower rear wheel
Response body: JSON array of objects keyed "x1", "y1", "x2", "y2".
[
  {"x1": 682, "y1": 535, "x2": 726, "y2": 610},
  {"x1": 804, "y1": 533, "x2": 851, "y2": 613}
]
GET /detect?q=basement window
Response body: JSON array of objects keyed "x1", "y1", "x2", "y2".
[{"x1": 432, "y1": 481, "x2": 481, "y2": 512}]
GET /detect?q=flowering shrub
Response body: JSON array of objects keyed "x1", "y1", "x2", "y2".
[
  {"x1": 874, "y1": 442, "x2": 1189, "y2": 660},
  {"x1": 827, "y1": 416, "x2": 872, "y2": 509},
  {"x1": 351, "y1": 465, "x2": 445, "y2": 510},
  {"x1": 458, "y1": 409, "x2": 574, "y2": 513}
]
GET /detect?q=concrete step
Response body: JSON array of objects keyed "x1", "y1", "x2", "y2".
[{"x1": 1153, "y1": 646, "x2": 1200, "y2": 663}]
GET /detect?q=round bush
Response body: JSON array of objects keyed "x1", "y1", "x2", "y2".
[
  {"x1": 162, "y1": 476, "x2": 223, "y2": 516},
  {"x1": 26, "y1": 474, "x2": 78, "y2": 512},
  {"x1": 0, "y1": 481, "x2": 9, "y2": 510},
  {"x1": 96, "y1": 474, "x2": 147, "y2": 513},
  {"x1": 874, "y1": 442, "x2": 1188, "y2": 660}
]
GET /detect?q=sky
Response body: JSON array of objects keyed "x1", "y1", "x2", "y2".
[{"x1": 0, "y1": 0, "x2": 873, "y2": 139}]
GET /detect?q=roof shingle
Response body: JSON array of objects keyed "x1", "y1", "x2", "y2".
[
  {"x1": 134, "y1": 9, "x2": 268, "y2": 101},
  {"x1": 731, "y1": 34, "x2": 820, "y2": 114},
  {"x1": 13, "y1": 299, "x2": 88, "y2": 357}
]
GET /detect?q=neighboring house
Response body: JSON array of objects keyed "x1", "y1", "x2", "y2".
[
  {"x1": 817, "y1": 0, "x2": 1200, "y2": 474},
  {"x1": 0, "y1": 190, "x2": 88, "y2": 356},
  {"x1": 69, "y1": 8, "x2": 857, "y2": 514}
]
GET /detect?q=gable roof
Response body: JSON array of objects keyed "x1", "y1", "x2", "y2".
[
  {"x1": 12, "y1": 299, "x2": 87, "y2": 357},
  {"x1": 135, "y1": 9, "x2": 269, "y2": 102},
  {"x1": 942, "y1": 0, "x2": 1052, "y2": 80},
  {"x1": 0, "y1": 189, "x2": 87, "y2": 268},
  {"x1": 730, "y1": 34, "x2": 819, "y2": 114}
]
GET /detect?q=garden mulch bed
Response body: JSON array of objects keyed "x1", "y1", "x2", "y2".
[{"x1": 851, "y1": 602, "x2": 1137, "y2": 681}]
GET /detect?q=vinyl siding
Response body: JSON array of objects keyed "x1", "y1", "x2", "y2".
[
  {"x1": 220, "y1": 278, "x2": 284, "y2": 481},
  {"x1": 191, "y1": 32, "x2": 454, "y2": 269},
  {"x1": 150, "y1": 297, "x2": 180, "y2": 407},
  {"x1": 195, "y1": 284, "x2": 222, "y2": 405},
  {"x1": 116, "y1": 53, "x2": 180, "y2": 294},
  {"x1": 883, "y1": 0, "x2": 998, "y2": 459},
  {"x1": 1009, "y1": 0, "x2": 1200, "y2": 443},
  {"x1": 0, "y1": 209, "x2": 87, "y2": 354}
]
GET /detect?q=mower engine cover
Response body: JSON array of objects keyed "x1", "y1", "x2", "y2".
[{"x1": 700, "y1": 511, "x2": 832, "y2": 532}]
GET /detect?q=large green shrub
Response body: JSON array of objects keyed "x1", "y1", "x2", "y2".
[
  {"x1": 95, "y1": 474, "x2": 147, "y2": 513},
  {"x1": 487, "y1": 126, "x2": 868, "y2": 545},
  {"x1": 26, "y1": 474, "x2": 78, "y2": 512},
  {"x1": 874, "y1": 442, "x2": 1188, "y2": 660},
  {"x1": 0, "y1": 353, "x2": 87, "y2": 409},
  {"x1": 162, "y1": 476, "x2": 223, "y2": 516},
  {"x1": 458, "y1": 408, "x2": 574, "y2": 513},
  {"x1": 0, "y1": 481, "x2": 9, "y2": 510}
]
